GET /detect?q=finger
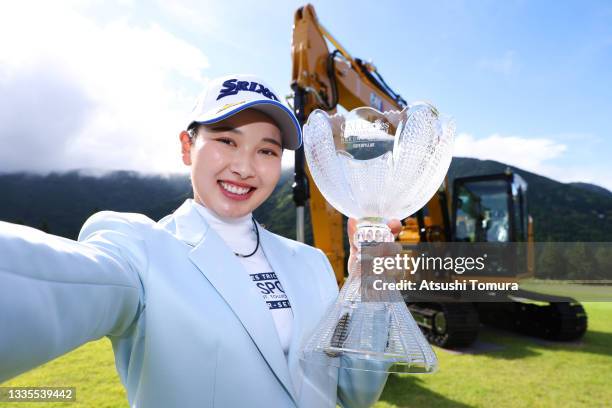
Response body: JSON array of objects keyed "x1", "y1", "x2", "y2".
[
  {"x1": 388, "y1": 219, "x2": 402, "y2": 237},
  {"x1": 347, "y1": 218, "x2": 357, "y2": 247}
]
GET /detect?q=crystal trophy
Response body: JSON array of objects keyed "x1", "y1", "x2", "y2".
[{"x1": 301, "y1": 103, "x2": 454, "y2": 373}]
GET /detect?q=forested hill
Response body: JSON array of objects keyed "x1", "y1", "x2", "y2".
[{"x1": 1, "y1": 157, "x2": 610, "y2": 242}]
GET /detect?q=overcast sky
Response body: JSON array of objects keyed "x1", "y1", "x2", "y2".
[{"x1": 0, "y1": 0, "x2": 610, "y2": 189}]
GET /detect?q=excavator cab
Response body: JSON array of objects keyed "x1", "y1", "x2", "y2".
[
  {"x1": 452, "y1": 172, "x2": 530, "y2": 279},
  {"x1": 453, "y1": 172, "x2": 528, "y2": 244}
]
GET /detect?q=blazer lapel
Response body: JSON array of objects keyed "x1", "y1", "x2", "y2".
[
  {"x1": 257, "y1": 226, "x2": 310, "y2": 390},
  {"x1": 169, "y1": 200, "x2": 297, "y2": 403}
]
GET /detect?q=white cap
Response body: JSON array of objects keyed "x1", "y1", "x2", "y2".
[{"x1": 186, "y1": 74, "x2": 302, "y2": 150}]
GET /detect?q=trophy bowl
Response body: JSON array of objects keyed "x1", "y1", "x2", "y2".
[{"x1": 301, "y1": 103, "x2": 454, "y2": 374}]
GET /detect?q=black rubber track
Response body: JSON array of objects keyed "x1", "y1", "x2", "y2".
[
  {"x1": 409, "y1": 303, "x2": 480, "y2": 348},
  {"x1": 476, "y1": 301, "x2": 588, "y2": 341}
]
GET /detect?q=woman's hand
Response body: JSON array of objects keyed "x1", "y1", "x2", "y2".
[{"x1": 347, "y1": 218, "x2": 402, "y2": 276}]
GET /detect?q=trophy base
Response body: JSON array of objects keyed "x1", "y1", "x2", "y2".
[
  {"x1": 300, "y1": 300, "x2": 437, "y2": 374},
  {"x1": 301, "y1": 347, "x2": 436, "y2": 374}
]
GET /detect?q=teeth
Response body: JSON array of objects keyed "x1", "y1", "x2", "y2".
[{"x1": 220, "y1": 181, "x2": 251, "y2": 195}]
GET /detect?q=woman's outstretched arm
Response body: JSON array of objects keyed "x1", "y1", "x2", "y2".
[{"x1": 0, "y1": 211, "x2": 148, "y2": 382}]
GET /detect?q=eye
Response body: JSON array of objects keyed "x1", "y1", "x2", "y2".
[
  {"x1": 215, "y1": 137, "x2": 236, "y2": 146},
  {"x1": 259, "y1": 148, "x2": 279, "y2": 157}
]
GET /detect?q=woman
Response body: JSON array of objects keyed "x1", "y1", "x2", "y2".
[{"x1": 0, "y1": 74, "x2": 399, "y2": 407}]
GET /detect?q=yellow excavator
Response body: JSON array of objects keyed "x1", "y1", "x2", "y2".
[{"x1": 289, "y1": 4, "x2": 587, "y2": 347}]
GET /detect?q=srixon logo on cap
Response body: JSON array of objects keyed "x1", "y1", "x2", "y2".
[{"x1": 217, "y1": 79, "x2": 279, "y2": 102}]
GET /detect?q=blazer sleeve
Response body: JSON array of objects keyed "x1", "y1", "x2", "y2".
[
  {"x1": 0, "y1": 211, "x2": 147, "y2": 383},
  {"x1": 315, "y1": 250, "x2": 390, "y2": 408}
]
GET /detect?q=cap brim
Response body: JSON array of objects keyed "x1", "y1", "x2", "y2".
[{"x1": 189, "y1": 100, "x2": 302, "y2": 150}]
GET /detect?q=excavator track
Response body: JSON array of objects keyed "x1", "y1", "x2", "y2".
[
  {"x1": 409, "y1": 289, "x2": 587, "y2": 348},
  {"x1": 408, "y1": 303, "x2": 480, "y2": 348},
  {"x1": 476, "y1": 300, "x2": 588, "y2": 341}
]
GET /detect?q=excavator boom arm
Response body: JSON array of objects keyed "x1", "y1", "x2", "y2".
[{"x1": 290, "y1": 4, "x2": 448, "y2": 284}]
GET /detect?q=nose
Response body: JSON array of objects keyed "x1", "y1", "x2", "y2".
[{"x1": 229, "y1": 148, "x2": 256, "y2": 179}]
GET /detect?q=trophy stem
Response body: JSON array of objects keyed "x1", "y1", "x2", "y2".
[{"x1": 354, "y1": 219, "x2": 394, "y2": 245}]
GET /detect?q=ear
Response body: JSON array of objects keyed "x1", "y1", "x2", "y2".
[{"x1": 179, "y1": 130, "x2": 193, "y2": 166}]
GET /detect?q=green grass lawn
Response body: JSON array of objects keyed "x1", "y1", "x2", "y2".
[
  {"x1": 378, "y1": 302, "x2": 612, "y2": 408},
  {"x1": 2, "y1": 302, "x2": 611, "y2": 407},
  {"x1": 520, "y1": 279, "x2": 612, "y2": 302}
]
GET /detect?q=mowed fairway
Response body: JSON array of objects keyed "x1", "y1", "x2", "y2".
[{"x1": 2, "y1": 302, "x2": 611, "y2": 407}]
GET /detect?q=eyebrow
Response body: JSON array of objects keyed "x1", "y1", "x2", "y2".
[
  {"x1": 209, "y1": 126, "x2": 282, "y2": 149},
  {"x1": 262, "y1": 138, "x2": 283, "y2": 149},
  {"x1": 209, "y1": 125, "x2": 242, "y2": 134}
]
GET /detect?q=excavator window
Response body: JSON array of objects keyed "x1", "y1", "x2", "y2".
[{"x1": 454, "y1": 179, "x2": 510, "y2": 243}]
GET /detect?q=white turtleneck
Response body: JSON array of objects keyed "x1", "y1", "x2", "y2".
[{"x1": 193, "y1": 201, "x2": 293, "y2": 355}]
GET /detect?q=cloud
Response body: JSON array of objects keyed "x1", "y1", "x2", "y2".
[
  {"x1": 478, "y1": 50, "x2": 519, "y2": 75},
  {"x1": 0, "y1": 63, "x2": 95, "y2": 172},
  {"x1": 0, "y1": 1, "x2": 209, "y2": 174},
  {"x1": 454, "y1": 132, "x2": 567, "y2": 172}
]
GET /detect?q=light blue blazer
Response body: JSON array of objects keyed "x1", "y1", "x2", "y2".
[{"x1": 0, "y1": 199, "x2": 388, "y2": 407}]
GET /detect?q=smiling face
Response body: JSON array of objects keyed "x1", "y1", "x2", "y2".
[{"x1": 180, "y1": 109, "x2": 283, "y2": 218}]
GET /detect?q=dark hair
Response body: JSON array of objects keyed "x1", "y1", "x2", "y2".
[{"x1": 187, "y1": 123, "x2": 200, "y2": 141}]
